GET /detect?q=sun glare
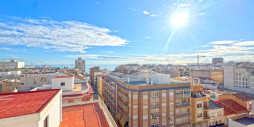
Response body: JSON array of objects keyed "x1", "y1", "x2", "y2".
[{"x1": 170, "y1": 12, "x2": 190, "y2": 28}]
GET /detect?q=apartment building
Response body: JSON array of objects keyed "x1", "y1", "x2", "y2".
[
  {"x1": 75, "y1": 57, "x2": 86, "y2": 73},
  {"x1": 0, "y1": 59, "x2": 24, "y2": 72},
  {"x1": 190, "y1": 70, "x2": 224, "y2": 85},
  {"x1": 224, "y1": 65, "x2": 254, "y2": 93},
  {"x1": 191, "y1": 79, "x2": 210, "y2": 127},
  {"x1": 89, "y1": 66, "x2": 100, "y2": 85},
  {"x1": 102, "y1": 72, "x2": 191, "y2": 127},
  {"x1": 212, "y1": 58, "x2": 223, "y2": 65}
]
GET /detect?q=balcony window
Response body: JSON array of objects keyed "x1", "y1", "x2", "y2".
[
  {"x1": 151, "y1": 112, "x2": 159, "y2": 119},
  {"x1": 197, "y1": 104, "x2": 202, "y2": 108},
  {"x1": 151, "y1": 123, "x2": 159, "y2": 127},
  {"x1": 197, "y1": 113, "x2": 202, "y2": 118},
  {"x1": 151, "y1": 102, "x2": 159, "y2": 109},
  {"x1": 151, "y1": 92, "x2": 159, "y2": 99}
]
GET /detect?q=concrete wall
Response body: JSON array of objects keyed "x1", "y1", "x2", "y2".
[
  {"x1": 224, "y1": 65, "x2": 234, "y2": 89},
  {"x1": 151, "y1": 73, "x2": 171, "y2": 84},
  {"x1": 52, "y1": 77, "x2": 74, "y2": 91}
]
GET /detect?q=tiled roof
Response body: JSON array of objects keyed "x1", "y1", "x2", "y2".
[
  {"x1": 53, "y1": 76, "x2": 73, "y2": 79},
  {"x1": 233, "y1": 93, "x2": 253, "y2": 101},
  {"x1": 60, "y1": 103, "x2": 109, "y2": 127},
  {"x1": 0, "y1": 89, "x2": 60, "y2": 119},
  {"x1": 215, "y1": 99, "x2": 248, "y2": 116}
]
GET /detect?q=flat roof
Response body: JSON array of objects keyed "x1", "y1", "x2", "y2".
[
  {"x1": 53, "y1": 76, "x2": 73, "y2": 79},
  {"x1": 0, "y1": 89, "x2": 60, "y2": 119},
  {"x1": 209, "y1": 100, "x2": 222, "y2": 109},
  {"x1": 60, "y1": 103, "x2": 109, "y2": 127},
  {"x1": 235, "y1": 117, "x2": 254, "y2": 125}
]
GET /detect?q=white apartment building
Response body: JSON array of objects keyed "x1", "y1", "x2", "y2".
[
  {"x1": 75, "y1": 57, "x2": 86, "y2": 73},
  {"x1": 0, "y1": 59, "x2": 25, "y2": 72},
  {"x1": 224, "y1": 65, "x2": 254, "y2": 93},
  {"x1": 52, "y1": 76, "x2": 74, "y2": 91},
  {"x1": 0, "y1": 89, "x2": 62, "y2": 127}
]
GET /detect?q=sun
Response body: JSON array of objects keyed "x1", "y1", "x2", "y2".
[{"x1": 170, "y1": 12, "x2": 190, "y2": 28}]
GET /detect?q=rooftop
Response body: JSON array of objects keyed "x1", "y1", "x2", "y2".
[
  {"x1": 209, "y1": 100, "x2": 222, "y2": 109},
  {"x1": 235, "y1": 117, "x2": 254, "y2": 125},
  {"x1": 53, "y1": 76, "x2": 73, "y2": 79},
  {"x1": 0, "y1": 89, "x2": 60, "y2": 119},
  {"x1": 233, "y1": 93, "x2": 253, "y2": 101},
  {"x1": 60, "y1": 103, "x2": 109, "y2": 127},
  {"x1": 215, "y1": 99, "x2": 248, "y2": 115}
]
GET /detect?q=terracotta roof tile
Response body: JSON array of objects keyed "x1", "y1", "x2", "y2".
[
  {"x1": 0, "y1": 89, "x2": 60, "y2": 119},
  {"x1": 233, "y1": 93, "x2": 253, "y2": 101},
  {"x1": 60, "y1": 103, "x2": 109, "y2": 127}
]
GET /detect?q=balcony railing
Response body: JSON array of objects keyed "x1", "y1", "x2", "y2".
[
  {"x1": 176, "y1": 103, "x2": 191, "y2": 108},
  {"x1": 176, "y1": 112, "x2": 191, "y2": 118},
  {"x1": 175, "y1": 120, "x2": 191, "y2": 127}
]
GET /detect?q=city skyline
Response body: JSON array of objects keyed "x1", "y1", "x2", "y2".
[{"x1": 0, "y1": 0, "x2": 254, "y2": 66}]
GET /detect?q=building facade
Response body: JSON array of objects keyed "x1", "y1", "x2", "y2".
[
  {"x1": 102, "y1": 72, "x2": 192, "y2": 127},
  {"x1": 191, "y1": 81, "x2": 210, "y2": 127},
  {"x1": 212, "y1": 58, "x2": 223, "y2": 65},
  {"x1": 0, "y1": 89, "x2": 62, "y2": 127},
  {"x1": 75, "y1": 57, "x2": 86, "y2": 73},
  {"x1": 224, "y1": 65, "x2": 254, "y2": 93},
  {"x1": 0, "y1": 59, "x2": 24, "y2": 72}
]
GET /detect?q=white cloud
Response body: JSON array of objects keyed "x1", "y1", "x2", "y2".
[
  {"x1": 0, "y1": 47, "x2": 10, "y2": 50},
  {"x1": 0, "y1": 17, "x2": 127, "y2": 53},
  {"x1": 143, "y1": 11, "x2": 150, "y2": 15},
  {"x1": 178, "y1": 4, "x2": 188, "y2": 8},
  {"x1": 65, "y1": 40, "x2": 254, "y2": 64},
  {"x1": 209, "y1": 41, "x2": 234, "y2": 45},
  {"x1": 150, "y1": 14, "x2": 158, "y2": 17},
  {"x1": 145, "y1": 36, "x2": 152, "y2": 39}
]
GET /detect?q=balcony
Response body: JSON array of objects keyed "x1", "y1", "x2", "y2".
[
  {"x1": 176, "y1": 103, "x2": 191, "y2": 108},
  {"x1": 176, "y1": 94, "x2": 191, "y2": 98},
  {"x1": 204, "y1": 115, "x2": 209, "y2": 119},
  {"x1": 176, "y1": 112, "x2": 191, "y2": 118},
  {"x1": 175, "y1": 121, "x2": 191, "y2": 127}
]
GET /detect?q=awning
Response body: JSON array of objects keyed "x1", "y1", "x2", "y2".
[{"x1": 120, "y1": 117, "x2": 126, "y2": 126}]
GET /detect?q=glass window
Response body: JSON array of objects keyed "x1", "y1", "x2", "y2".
[
  {"x1": 151, "y1": 102, "x2": 159, "y2": 109},
  {"x1": 197, "y1": 113, "x2": 202, "y2": 118},
  {"x1": 151, "y1": 113, "x2": 159, "y2": 119},
  {"x1": 61, "y1": 82, "x2": 65, "y2": 86},
  {"x1": 197, "y1": 104, "x2": 202, "y2": 108},
  {"x1": 151, "y1": 92, "x2": 159, "y2": 99}
]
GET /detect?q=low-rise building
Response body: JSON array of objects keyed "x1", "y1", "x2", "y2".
[
  {"x1": 228, "y1": 113, "x2": 254, "y2": 127},
  {"x1": 0, "y1": 89, "x2": 62, "y2": 127},
  {"x1": 208, "y1": 100, "x2": 225, "y2": 126}
]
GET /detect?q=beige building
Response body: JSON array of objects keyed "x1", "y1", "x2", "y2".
[
  {"x1": 191, "y1": 79, "x2": 210, "y2": 127},
  {"x1": 102, "y1": 72, "x2": 192, "y2": 127},
  {"x1": 75, "y1": 57, "x2": 86, "y2": 73},
  {"x1": 190, "y1": 70, "x2": 224, "y2": 85},
  {"x1": 208, "y1": 100, "x2": 225, "y2": 126},
  {"x1": 0, "y1": 59, "x2": 24, "y2": 72}
]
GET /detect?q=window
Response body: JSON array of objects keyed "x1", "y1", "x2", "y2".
[
  {"x1": 182, "y1": 98, "x2": 187, "y2": 104},
  {"x1": 151, "y1": 102, "x2": 159, "y2": 109},
  {"x1": 239, "y1": 73, "x2": 241, "y2": 76},
  {"x1": 41, "y1": 77, "x2": 46, "y2": 82},
  {"x1": 242, "y1": 77, "x2": 244, "y2": 81},
  {"x1": 236, "y1": 77, "x2": 238, "y2": 80},
  {"x1": 151, "y1": 92, "x2": 159, "y2": 99},
  {"x1": 197, "y1": 104, "x2": 202, "y2": 108},
  {"x1": 61, "y1": 82, "x2": 65, "y2": 86},
  {"x1": 236, "y1": 81, "x2": 238, "y2": 84},
  {"x1": 197, "y1": 113, "x2": 202, "y2": 118},
  {"x1": 236, "y1": 73, "x2": 238, "y2": 76},
  {"x1": 151, "y1": 113, "x2": 159, "y2": 119},
  {"x1": 246, "y1": 78, "x2": 248, "y2": 81},
  {"x1": 170, "y1": 92, "x2": 174, "y2": 96},
  {"x1": 151, "y1": 123, "x2": 159, "y2": 127},
  {"x1": 242, "y1": 82, "x2": 244, "y2": 85}
]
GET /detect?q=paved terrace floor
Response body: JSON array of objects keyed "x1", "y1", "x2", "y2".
[{"x1": 60, "y1": 103, "x2": 109, "y2": 127}]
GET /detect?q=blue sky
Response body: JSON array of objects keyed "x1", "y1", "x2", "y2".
[{"x1": 0, "y1": 0, "x2": 254, "y2": 68}]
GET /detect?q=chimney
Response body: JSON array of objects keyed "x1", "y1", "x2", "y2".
[
  {"x1": 127, "y1": 77, "x2": 130, "y2": 83},
  {"x1": 146, "y1": 78, "x2": 149, "y2": 84},
  {"x1": 151, "y1": 80, "x2": 153, "y2": 85}
]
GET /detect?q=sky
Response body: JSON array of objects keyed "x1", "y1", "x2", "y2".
[{"x1": 0, "y1": 0, "x2": 254, "y2": 69}]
